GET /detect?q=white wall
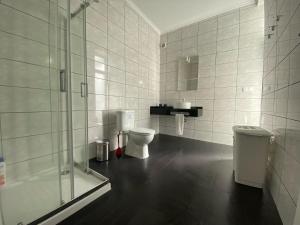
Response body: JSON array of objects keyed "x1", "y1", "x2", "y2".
[
  {"x1": 262, "y1": 0, "x2": 300, "y2": 224},
  {"x1": 56, "y1": 0, "x2": 161, "y2": 158},
  {"x1": 0, "y1": 0, "x2": 160, "y2": 183},
  {"x1": 0, "y1": 0, "x2": 160, "y2": 223},
  {"x1": 159, "y1": 4, "x2": 264, "y2": 145}
]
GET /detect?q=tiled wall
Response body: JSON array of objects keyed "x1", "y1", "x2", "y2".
[
  {"x1": 159, "y1": 4, "x2": 264, "y2": 145},
  {"x1": 56, "y1": 0, "x2": 160, "y2": 162},
  {"x1": 0, "y1": 0, "x2": 62, "y2": 222},
  {"x1": 262, "y1": 0, "x2": 300, "y2": 224},
  {"x1": 0, "y1": 0, "x2": 160, "y2": 183},
  {"x1": 82, "y1": 0, "x2": 160, "y2": 153},
  {"x1": 0, "y1": 0, "x2": 60, "y2": 183}
]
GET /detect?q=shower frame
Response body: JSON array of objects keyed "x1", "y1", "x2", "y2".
[
  {"x1": 27, "y1": 0, "x2": 110, "y2": 223},
  {"x1": 60, "y1": 0, "x2": 109, "y2": 209}
]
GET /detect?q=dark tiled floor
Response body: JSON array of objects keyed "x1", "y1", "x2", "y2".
[{"x1": 60, "y1": 134, "x2": 282, "y2": 225}]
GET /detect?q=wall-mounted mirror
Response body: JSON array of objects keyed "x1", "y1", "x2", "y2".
[{"x1": 177, "y1": 55, "x2": 198, "y2": 91}]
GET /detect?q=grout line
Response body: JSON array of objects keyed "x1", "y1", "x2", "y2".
[
  {"x1": 0, "y1": 58, "x2": 50, "y2": 69},
  {"x1": 1, "y1": 1, "x2": 51, "y2": 24},
  {"x1": 5, "y1": 151, "x2": 62, "y2": 167},
  {"x1": 105, "y1": 0, "x2": 111, "y2": 122},
  {"x1": 0, "y1": 84, "x2": 51, "y2": 91},
  {"x1": 210, "y1": 17, "x2": 218, "y2": 141},
  {"x1": 47, "y1": 0, "x2": 56, "y2": 160},
  {"x1": 0, "y1": 29, "x2": 50, "y2": 47},
  {"x1": 275, "y1": 3, "x2": 300, "y2": 45},
  {"x1": 234, "y1": 9, "x2": 241, "y2": 126},
  {"x1": 2, "y1": 132, "x2": 54, "y2": 141}
]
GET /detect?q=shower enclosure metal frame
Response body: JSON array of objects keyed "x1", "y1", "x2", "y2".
[
  {"x1": 27, "y1": 0, "x2": 109, "y2": 224},
  {"x1": 64, "y1": 0, "x2": 107, "y2": 203},
  {"x1": 0, "y1": 0, "x2": 110, "y2": 224},
  {"x1": 33, "y1": 0, "x2": 110, "y2": 223},
  {"x1": 66, "y1": 0, "x2": 75, "y2": 200}
]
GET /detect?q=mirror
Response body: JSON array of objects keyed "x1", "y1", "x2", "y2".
[{"x1": 177, "y1": 56, "x2": 198, "y2": 91}]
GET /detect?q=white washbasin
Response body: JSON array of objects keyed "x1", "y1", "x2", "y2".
[{"x1": 176, "y1": 101, "x2": 191, "y2": 109}]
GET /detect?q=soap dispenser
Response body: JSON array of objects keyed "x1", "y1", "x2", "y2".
[{"x1": 0, "y1": 157, "x2": 6, "y2": 187}]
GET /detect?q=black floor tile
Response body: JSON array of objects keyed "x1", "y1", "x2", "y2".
[{"x1": 59, "y1": 134, "x2": 282, "y2": 225}]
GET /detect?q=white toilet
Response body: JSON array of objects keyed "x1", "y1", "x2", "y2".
[{"x1": 116, "y1": 110, "x2": 155, "y2": 159}]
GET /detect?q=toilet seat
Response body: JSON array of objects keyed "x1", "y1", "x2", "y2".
[{"x1": 130, "y1": 128, "x2": 155, "y2": 136}]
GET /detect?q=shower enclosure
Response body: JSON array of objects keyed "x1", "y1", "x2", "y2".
[{"x1": 0, "y1": 0, "x2": 109, "y2": 224}]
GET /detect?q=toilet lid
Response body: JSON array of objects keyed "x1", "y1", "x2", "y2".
[{"x1": 130, "y1": 128, "x2": 155, "y2": 135}]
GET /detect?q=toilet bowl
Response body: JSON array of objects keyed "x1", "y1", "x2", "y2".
[{"x1": 125, "y1": 128, "x2": 155, "y2": 159}]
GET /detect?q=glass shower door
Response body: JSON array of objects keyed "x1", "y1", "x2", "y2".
[
  {"x1": 0, "y1": 0, "x2": 64, "y2": 224},
  {"x1": 61, "y1": 0, "x2": 107, "y2": 201},
  {"x1": 0, "y1": 0, "x2": 108, "y2": 224}
]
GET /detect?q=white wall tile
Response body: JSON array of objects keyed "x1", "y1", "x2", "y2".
[
  {"x1": 0, "y1": 59, "x2": 49, "y2": 89},
  {"x1": 217, "y1": 37, "x2": 239, "y2": 52},
  {"x1": 108, "y1": 36, "x2": 124, "y2": 56},
  {"x1": 108, "y1": 66, "x2": 125, "y2": 83},
  {"x1": 198, "y1": 17, "x2": 217, "y2": 34},
  {"x1": 0, "y1": 87, "x2": 50, "y2": 113},
  {"x1": 217, "y1": 25, "x2": 239, "y2": 41},
  {"x1": 167, "y1": 30, "x2": 181, "y2": 42},
  {"x1": 181, "y1": 23, "x2": 198, "y2": 39},
  {"x1": 236, "y1": 86, "x2": 262, "y2": 98},
  {"x1": 216, "y1": 50, "x2": 238, "y2": 64},
  {"x1": 214, "y1": 87, "x2": 236, "y2": 99},
  {"x1": 214, "y1": 110, "x2": 235, "y2": 123},
  {"x1": 277, "y1": 184, "x2": 296, "y2": 225},
  {"x1": 240, "y1": 4, "x2": 264, "y2": 22},
  {"x1": 198, "y1": 30, "x2": 217, "y2": 45},
  {"x1": 238, "y1": 59, "x2": 263, "y2": 73},
  {"x1": 86, "y1": 23, "x2": 107, "y2": 48},
  {"x1": 235, "y1": 111, "x2": 260, "y2": 125},
  {"x1": 195, "y1": 120, "x2": 213, "y2": 131},
  {"x1": 0, "y1": 31, "x2": 49, "y2": 67},
  {"x1": 194, "y1": 131, "x2": 213, "y2": 142},
  {"x1": 198, "y1": 42, "x2": 217, "y2": 56},
  {"x1": 236, "y1": 99, "x2": 261, "y2": 112},
  {"x1": 87, "y1": 7, "x2": 108, "y2": 32},
  {"x1": 239, "y1": 32, "x2": 264, "y2": 49},
  {"x1": 161, "y1": 4, "x2": 264, "y2": 146},
  {"x1": 214, "y1": 99, "x2": 236, "y2": 110},
  {"x1": 0, "y1": 4, "x2": 48, "y2": 44},
  {"x1": 218, "y1": 10, "x2": 239, "y2": 28},
  {"x1": 240, "y1": 18, "x2": 264, "y2": 35},
  {"x1": 215, "y1": 75, "x2": 236, "y2": 87},
  {"x1": 288, "y1": 82, "x2": 300, "y2": 121},
  {"x1": 216, "y1": 62, "x2": 238, "y2": 76},
  {"x1": 2, "y1": 0, "x2": 50, "y2": 22},
  {"x1": 213, "y1": 133, "x2": 233, "y2": 145},
  {"x1": 1, "y1": 112, "x2": 51, "y2": 139}
]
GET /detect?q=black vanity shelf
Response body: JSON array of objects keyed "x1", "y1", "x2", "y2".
[{"x1": 150, "y1": 106, "x2": 203, "y2": 117}]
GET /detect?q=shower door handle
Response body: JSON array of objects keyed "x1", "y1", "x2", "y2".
[
  {"x1": 80, "y1": 82, "x2": 88, "y2": 97},
  {"x1": 60, "y1": 69, "x2": 67, "y2": 92}
]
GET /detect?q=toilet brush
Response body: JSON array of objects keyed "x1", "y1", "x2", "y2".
[{"x1": 115, "y1": 132, "x2": 122, "y2": 159}]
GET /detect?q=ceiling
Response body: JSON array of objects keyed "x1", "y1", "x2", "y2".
[{"x1": 128, "y1": 0, "x2": 256, "y2": 34}]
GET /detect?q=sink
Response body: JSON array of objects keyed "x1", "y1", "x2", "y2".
[{"x1": 176, "y1": 101, "x2": 191, "y2": 109}]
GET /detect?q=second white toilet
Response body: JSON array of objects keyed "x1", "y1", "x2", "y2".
[{"x1": 116, "y1": 110, "x2": 155, "y2": 159}]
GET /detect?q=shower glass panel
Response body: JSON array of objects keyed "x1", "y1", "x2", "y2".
[
  {"x1": 0, "y1": 0, "x2": 63, "y2": 224},
  {"x1": 0, "y1": 0, "x2": 108, "y2": 224},
  {"x1": 68, "y1": 0, "x2": 102, "y2": 199}
]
